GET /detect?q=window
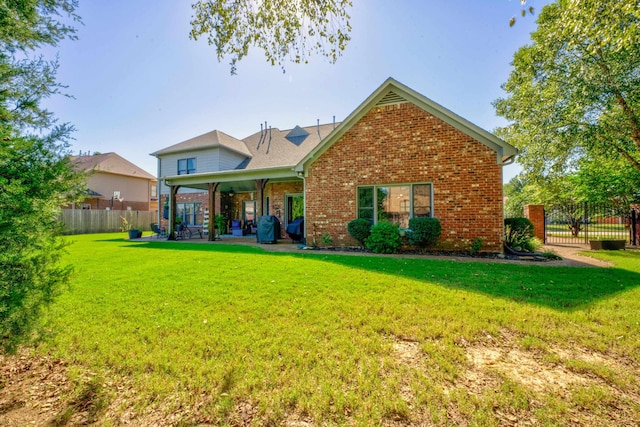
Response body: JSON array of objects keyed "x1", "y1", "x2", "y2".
[
  {"x1": 176, "y1": 202, "x2": 201, "y2": 225},
  {"x1": 177, "y1": 158, "x2": 196, "y2": 175},
  {"x1": 357, "y1": 183, "x2": 432, "y2": 228},
  {"x1": 151, "y1": 185, "x2": 157, "y2": 197}
]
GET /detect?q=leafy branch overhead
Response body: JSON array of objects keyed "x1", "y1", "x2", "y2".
[
  {"x1": 509, "y1": 0, "x2": 535, "y2": 27},
  {"x1": 189, "y1": 0, "x2": 352, "y2": 74}
]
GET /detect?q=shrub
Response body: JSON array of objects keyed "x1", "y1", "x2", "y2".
[
  {"x1": 365, "y1": 221, "x2": 402, "y2": 254},
  {"x1": 470, "y1": 237, "x2": 483, "y2": 256},
  {"x1": 347, "y1": 218, "x2": 371, "y2": 247},
  {"x1": 406, "y1": 217, "x2": 442, "y2": 252},
  {"x1": 504, "y1": 217, "x2": 535, "y2": 252},
  {"x1": 321, "y1": 232, "x2": 333, "y2": 246}
]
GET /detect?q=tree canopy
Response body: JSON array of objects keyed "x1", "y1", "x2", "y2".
[
  {"x1": 495, "y1": 0, "x2": 640, "y2": 179},
  {"x1": 0, "y1": 0, "x2": 83, "y2": 353},
  {"x1": 190, "y1": 0, "x2": 352, "y2": 74}
]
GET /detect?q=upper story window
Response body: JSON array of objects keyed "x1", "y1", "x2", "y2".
[
  {"x1": 357, "y1": 183, "x2": 432, "y2": 228},
  {"x1": 177, "y1": 158, "x2": 196, "y2": 175}
]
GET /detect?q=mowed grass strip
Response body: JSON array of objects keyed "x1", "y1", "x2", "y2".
[{"x1": 36, "y1": 234, "x2": 640, "y2": 425}]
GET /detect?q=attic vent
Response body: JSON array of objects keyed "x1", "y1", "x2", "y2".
[
  {"x1": 285, "y1": 125, "x2": 310, "y2": 146},
  {"x1": 376, "y1": 90, "x2": 407, "y2": 106}
]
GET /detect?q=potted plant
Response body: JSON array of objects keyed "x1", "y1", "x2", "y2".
[
  {"x1": 120, "y1": 214, "x2": 142, "y2": 239},
  {"x1": 214, "y1": 214, "x2": 226, "y2": 238}
]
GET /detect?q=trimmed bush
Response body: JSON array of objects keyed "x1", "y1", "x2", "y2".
[
  {"x1": 347, "y1": 218, "x2": 371, "y2": 247},
  {"x1": 365, "y1": 221, "x2": 402, "y2": 254},
  {"x1": 406, "y1": 217, "x2": 442, "y2": 252}
]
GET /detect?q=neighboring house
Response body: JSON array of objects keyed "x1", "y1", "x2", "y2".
[
  {"x1": 70, "y1": 152, "x2": 158, "y2": 212},
  {"x1": 151, "y1": 78, "x2": 517, "y2": 251}
]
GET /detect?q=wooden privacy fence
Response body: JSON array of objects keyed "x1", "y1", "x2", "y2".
[{"x1": 59, "y1": 209, "x2": 158, "y2": 235}]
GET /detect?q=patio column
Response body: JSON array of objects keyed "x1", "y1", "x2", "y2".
[
  {"x1": 208, "y1": 182, "x2": 220, "y2": 241},
  {"x1": 255, "y1": 179, "x2": 269, "y2": 217},
  {"x1": 167, "y1": 185, "x2": 181, "y2": 240}
]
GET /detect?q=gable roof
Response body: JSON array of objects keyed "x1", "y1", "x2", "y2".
[
  {"x1": 150, "y1": 129, "x2": 251, "y2": 157},
  {"x1": 71, "y1": 152, "x2": 156, "y2": 180},
  {"x1": 295, "y1": 77, "x2": 518, "y2": 171}
]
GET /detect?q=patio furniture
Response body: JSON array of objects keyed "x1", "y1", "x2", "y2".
[
  {"x1": 151, "y1": 223, "x2": 166, "y2": 238},
  {"x1": 230, "y1": 220, "x2": 245, "y2": 236},
  {"x1": 175, "y1": 223, "x2": 188, "y2": 240},
  {"x1": 245, "y1": 220, "x2": 257, "y2": 235},
  {"x1": 286, "y1": 217, "x2": 304, "y2": 242}
]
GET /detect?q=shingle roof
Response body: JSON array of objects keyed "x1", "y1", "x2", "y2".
[
  {"x1": 150, "y1": 129, "x2": 251, "y2": 157},
  {"x1": 239, "y1": 123, "x2": 338, "y2": 170},
  {"x1": 71, "y1": 152, "x2": 156, "y2": 180}
]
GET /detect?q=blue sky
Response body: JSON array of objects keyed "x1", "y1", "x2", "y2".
[{"x1": 45, "y1": 0, "x2": 551, "y2": 182}]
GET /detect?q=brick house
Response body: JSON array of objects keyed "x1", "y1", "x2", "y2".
[
  {"x1": 70, "y1": 152, "x2": 158, "y2": 212},
  {"x1": 151, "y1": 78, "x2": 517, "y2": 251}
]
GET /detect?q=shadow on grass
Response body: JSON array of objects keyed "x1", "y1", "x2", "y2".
[{"x1": 119, "y1": 239, "x2": 640, "y2": 310}]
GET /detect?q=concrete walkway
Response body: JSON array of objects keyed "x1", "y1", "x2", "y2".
[{"x1": 138, "y1": 233, "x2": 625, "y2": 268}]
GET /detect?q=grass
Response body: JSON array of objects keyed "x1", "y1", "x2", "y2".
[{"x1": 29, "y1": 234, "x2": 640, "y2": 425}]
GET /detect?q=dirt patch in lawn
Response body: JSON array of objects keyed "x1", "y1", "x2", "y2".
[{"x1": 3, "y1": 332, "x2": 639, "y2": 426}]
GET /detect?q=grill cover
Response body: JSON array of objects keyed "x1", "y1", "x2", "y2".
[{"x1": 257, "y1": 215, "x2": 281, "y2": 244}]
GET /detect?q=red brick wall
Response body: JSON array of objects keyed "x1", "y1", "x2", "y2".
[
  {"x1": 523, "y1": 204, "x2": 545, "y2": 242},
  {"x1": 305, "y1": 102, "x2": 505, "y2": 252}
]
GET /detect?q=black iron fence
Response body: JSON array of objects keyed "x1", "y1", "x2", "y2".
[{"x1": 544, "y1": 203, "x2": 639, "y2": 245}]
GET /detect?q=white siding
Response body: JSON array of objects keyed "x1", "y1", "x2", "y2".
[
  {"x1": 157, "y1": 147, "x2": 248, "y2": 194},
  {"x1": 220, "y1": 149, "x2": 248, "y2": 170}
]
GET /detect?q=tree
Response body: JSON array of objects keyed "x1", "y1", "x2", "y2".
[
  {"x1": 0, "y1": 0, "x2": 83, "y2": 353},
  {"x1": 190, "y1": 0, "x2": 352, "y2": 74},
  {"x1": 494, "y1": 0, "x2": 640, "y2": 178}
]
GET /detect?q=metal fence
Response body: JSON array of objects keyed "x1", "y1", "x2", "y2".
[
  {"x1": 544, "y1": 203, "x2": 638, "y2": 245},
  {"x1": 59, "y1": 209, "x2": 158, "y2": 235}
]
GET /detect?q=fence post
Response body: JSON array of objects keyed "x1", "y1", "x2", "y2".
[
  {"x1": 584, "y1": 202, "x2": 589, "y2": 244},
  {"x1": 632, "y1": 209, "x2": 638, "y2": 246}
]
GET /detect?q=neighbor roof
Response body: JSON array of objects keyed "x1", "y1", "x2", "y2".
[{"x1": 71, "y1": 152, "x2": 156, "y2": 180}]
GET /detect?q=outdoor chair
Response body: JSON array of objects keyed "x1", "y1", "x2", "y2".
[
  {"x1": 150, "y1": 222, "x2": 166, "y2": 238},
  {"x1": 230, "y1": 220, "x2": 245, "y2": 236}
]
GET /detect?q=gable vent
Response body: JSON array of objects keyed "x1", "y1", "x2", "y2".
[{"x1": 376, "y1": 90, "x2": 408, "y2": 107}]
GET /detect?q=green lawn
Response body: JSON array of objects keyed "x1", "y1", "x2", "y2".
[{"x1": 31, "y1": 234, "x2": 640, "y2": 425}]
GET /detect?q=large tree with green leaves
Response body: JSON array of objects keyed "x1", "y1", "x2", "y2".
[
  {"x1": 0, "y1": 0, "x2": 83, "y2": 353},
  {"x1": 495, "y1": 0, "x2": 640, "y2": 178},
  {"x1": 190, "y1": 0, "x2": 352, "y2": 74}
]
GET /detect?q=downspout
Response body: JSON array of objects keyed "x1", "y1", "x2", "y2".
[{"x1": 297, "y1": 169, "x2": 307, "y2": 245}]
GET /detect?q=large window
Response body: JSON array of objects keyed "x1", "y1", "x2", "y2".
[
  {"x1": 177, "y1": 202, "x2": 201, "y2": 225},
  {"x1": 357, "y1": 183, "x2": 432, "y2": 228},
  {"x1": 177, "y1": 158, "x2": 196, "y2": 175}
]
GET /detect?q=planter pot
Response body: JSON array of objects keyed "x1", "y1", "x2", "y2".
[
  {"x1": 128, "y1": 229, "x2": 142, "y2": 239},
  {"x1": 589, "y1": 240, "x2": 625, "y2": 250}
]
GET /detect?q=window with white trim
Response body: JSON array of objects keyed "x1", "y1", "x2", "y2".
[
  {"x1": 357, "y1": 183, "x2": 432, "y2": 228},
  {"x1": 177, "y1": 158, "x2": 196, "y2": 175}
]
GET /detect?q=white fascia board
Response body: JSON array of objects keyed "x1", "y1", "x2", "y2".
[{"x1": 162, "y1": 166, "x2": 296, "y2": 186}]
